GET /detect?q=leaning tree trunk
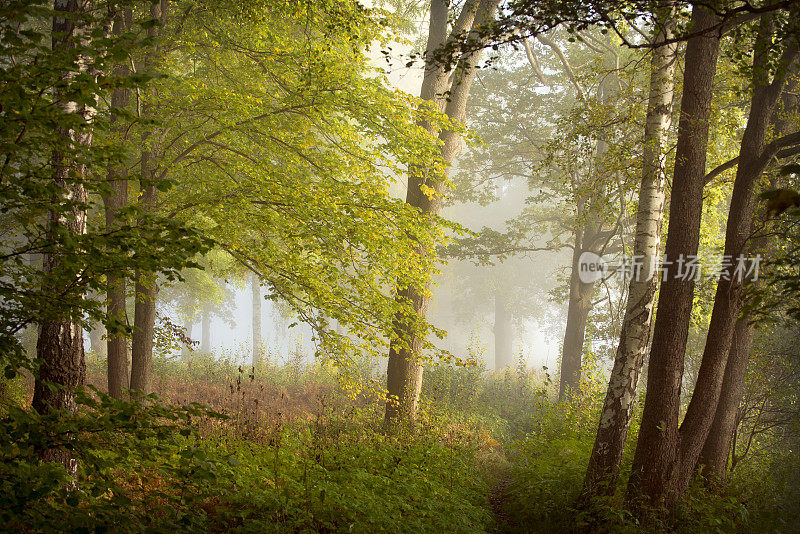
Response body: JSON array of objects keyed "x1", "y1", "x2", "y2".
[
  {"x1": 674, "y1": 26, "x2": 798, "y2": 499},
  {"x1": 252, "y1": 272, "x2": 262, "y2": 367},
  {"x1": 627, "y1": 5, "x2": 721, "y2": 508},
  {"x1": 670, "y1": 16, "x2": 797, "y2": 502},
  {"x1": 582, "y1": 9, "x2": 677, "y2": 499},
  {"x1": 696, "y1": 319, "x2": 754, "y2": 483},
  {"x1": 384, "y1": 0, "x2": 500, "y2": 426},
  {"x1": 696, "y1": 73, "x2": 799, "y2": 485},
  {"x1": 32, "y1": 0, "x2": 94, "y2": 477},
  {"x1": 493, "y1": 292, "x2": 513, "y2": 370},
  {"x1": 104, "y1": 6, "x2": 131, "y2": 399}
]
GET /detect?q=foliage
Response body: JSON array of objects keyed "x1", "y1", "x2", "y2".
[{"x1": 0, "y1": 0, "x2": 209, "y2": 375}]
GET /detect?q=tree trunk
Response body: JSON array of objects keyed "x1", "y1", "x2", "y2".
[
  {"x1": 32, "y1": 0, "x2": 93, "y2": 477},
  {"x1": 130, "y1": 272, "x2": 157, "y2": 394},
  {"x1": 129, "y1": 0, "x2": 165, "y2": 397},
  {"x1": 201, "y1": 307, "x2": 211, "y2": 353},
  {"x1": 494, "y1": 292, "x2": 513, "y2": 370},
  {"x1": 104, "y1": 7, "x2": 131, "y2": 399},
  {"x1": 559, "y1": 225, "x2": 595, "y2": 399},
  {"x1": 558, "y1": 62, "x2": 617, "y2": 401},
  {"x1": 627, "y1": 5, "x2": 721, "y2": 508},
  {"x1": 696, "y1": 319, "x2": 753, "y2": 483},
  {"x1": 673, "y1": 17, "x2": 797, "y2": 498},
  {"x1": 696, "y1": 69, "x2": 799, "y2": 487},
  {"x1": 384, "y1": 0, "x2": 500, "y2": 426},
  {"x1": 582, "y1": 10, "x2": 677, "y2": 498},
  {"x1": 252, "y1": 272, "x2": 262, "y2": 367}
]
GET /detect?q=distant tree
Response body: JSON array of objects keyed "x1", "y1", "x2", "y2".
[{"x1": 384, "y1": 0, "x2": 502, "y2": 426}]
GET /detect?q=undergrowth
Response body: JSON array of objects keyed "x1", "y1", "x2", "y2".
[{"x1": 1, "y1": 348, "x2": 798, "y2": 532}]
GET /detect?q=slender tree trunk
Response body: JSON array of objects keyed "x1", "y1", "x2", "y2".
[
  {"x1": 384, "y1": 0, "x2": 499, "y2": 426},
  {"x1": 493, "y1": 292, "x2": 513, "y2": 370},
  {"x1": 252, "y1": 272, "x2": 262, "y2": 367},
  {"x1": 670, "y1": 15, "x2": 797, "y2": 501},
  {"x1": 559, "y1": 225, "x2": 596, "y2": 399},
  {"x1": 130, "y1": 133, "x2": 159, "y2": 395},
  {"x1": 129, "y1": 0, "x2": 165, "y2": 396},
  {"x1": 696, "y1": 319, "x2": 754, "y2": 483},
  {"x1": 130, "y1": 272, "x2": 156, "y2": 394},
  {"x1": 32, "y1": 0, "x2": 93, "y2": 477},
  {"x1": 130, "y1": 148, "x2": 158, "y2": 394},
  {"x1": 201, "y1": 307, "x2": 211, "y2": 353},
  {"x1": 104, "y1": 7, "x2": 131, "y2": 399},
  {"x1": 696, "y1": 73, "x2": 799, "y2": 486},
  {"x1": 627, "y1": 5, "x2": 721, "y2": 507},
  {"x1": 582, "y1": 10, "x2": 677, "y2": 498},
  {"x1": 558, "y1": 65, "x2": 617, "y2": 401}
]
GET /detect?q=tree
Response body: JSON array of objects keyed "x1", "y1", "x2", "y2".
[
  {"x1": 130, "y1": 0, "x2": 166, "y2": 396},
  {"x1": 30, "y1": 0, "x2": 95, "y2": 476},
  {"x1": 582, "y1": 6, "x2": 678, "y2": 498},
  {"x1": 696, "y1": 34, "x2": 800, "y2": 486},
  {"x1": 627, "y1": 4, "x2": 722, "y2": 507},
  {"x1": 629, "y1": 4, "x2": 800, "y2": 506},
  {"x1": 385, "y1": 0, "x2": 502, "y2": 425},
  {"x1": 103, "y1": 4, "x2": 132, "y2": 399}
]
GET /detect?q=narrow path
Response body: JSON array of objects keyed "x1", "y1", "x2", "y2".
[{"x1": 487, "y1": 461, "x2": 519, "y2": 533}]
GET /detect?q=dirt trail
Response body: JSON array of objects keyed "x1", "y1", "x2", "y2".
[{"x1": 486, "y1": 459, "x2": 520, "y2": 533}]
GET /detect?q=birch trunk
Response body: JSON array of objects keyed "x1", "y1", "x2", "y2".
[
  {"x1": 32, "y1": 0, "x2": 93, "y2": 477},
  {"x1": 582, "y1": 10, "x2": 677, "y2": 498}
]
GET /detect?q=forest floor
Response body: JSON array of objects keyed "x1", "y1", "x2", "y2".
[{"x1": 5, "y1": 354, "x2": 797, "y2": 533}]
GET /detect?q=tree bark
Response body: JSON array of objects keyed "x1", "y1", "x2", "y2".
[
  {"x1": 558, "y1": 225, "x2": 596, "y2": 399},
  {"x1": 493, "y1": 292, "x2": 513, "y2": 370},
  {"x1": 130, "y1": 271, "x2": 156, "y2": 394},
  {"x1": 385, "y1": 0, "x2": 500, "y2": 426},
  {"x1": 696, "y1": 71, "x2": 800, "y2": 486},
  {"x1": 104, "y1": 6, "x2": 131, "y2": 399},
  {"x1": 32, "y1": 0, "x2": 93, "y2": 477},
  {"x1": 696, "y1": 319, "x2": 754, "y2": 483},
  {"x1": 670, "y1": 14, "x2": 797, "y2": 501},
  {"x1": 627, "y1": 5, "x2": 721, "y2": 508},
  {"x1": 252, "y1": 272, "x2": 262, "y2": 367},
  {"x1": 129, "y1": 0, "x2": 165, "y2": 396},
  {"x1": 582, "y1": 9, "x2": 677, "y2": 498}
]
